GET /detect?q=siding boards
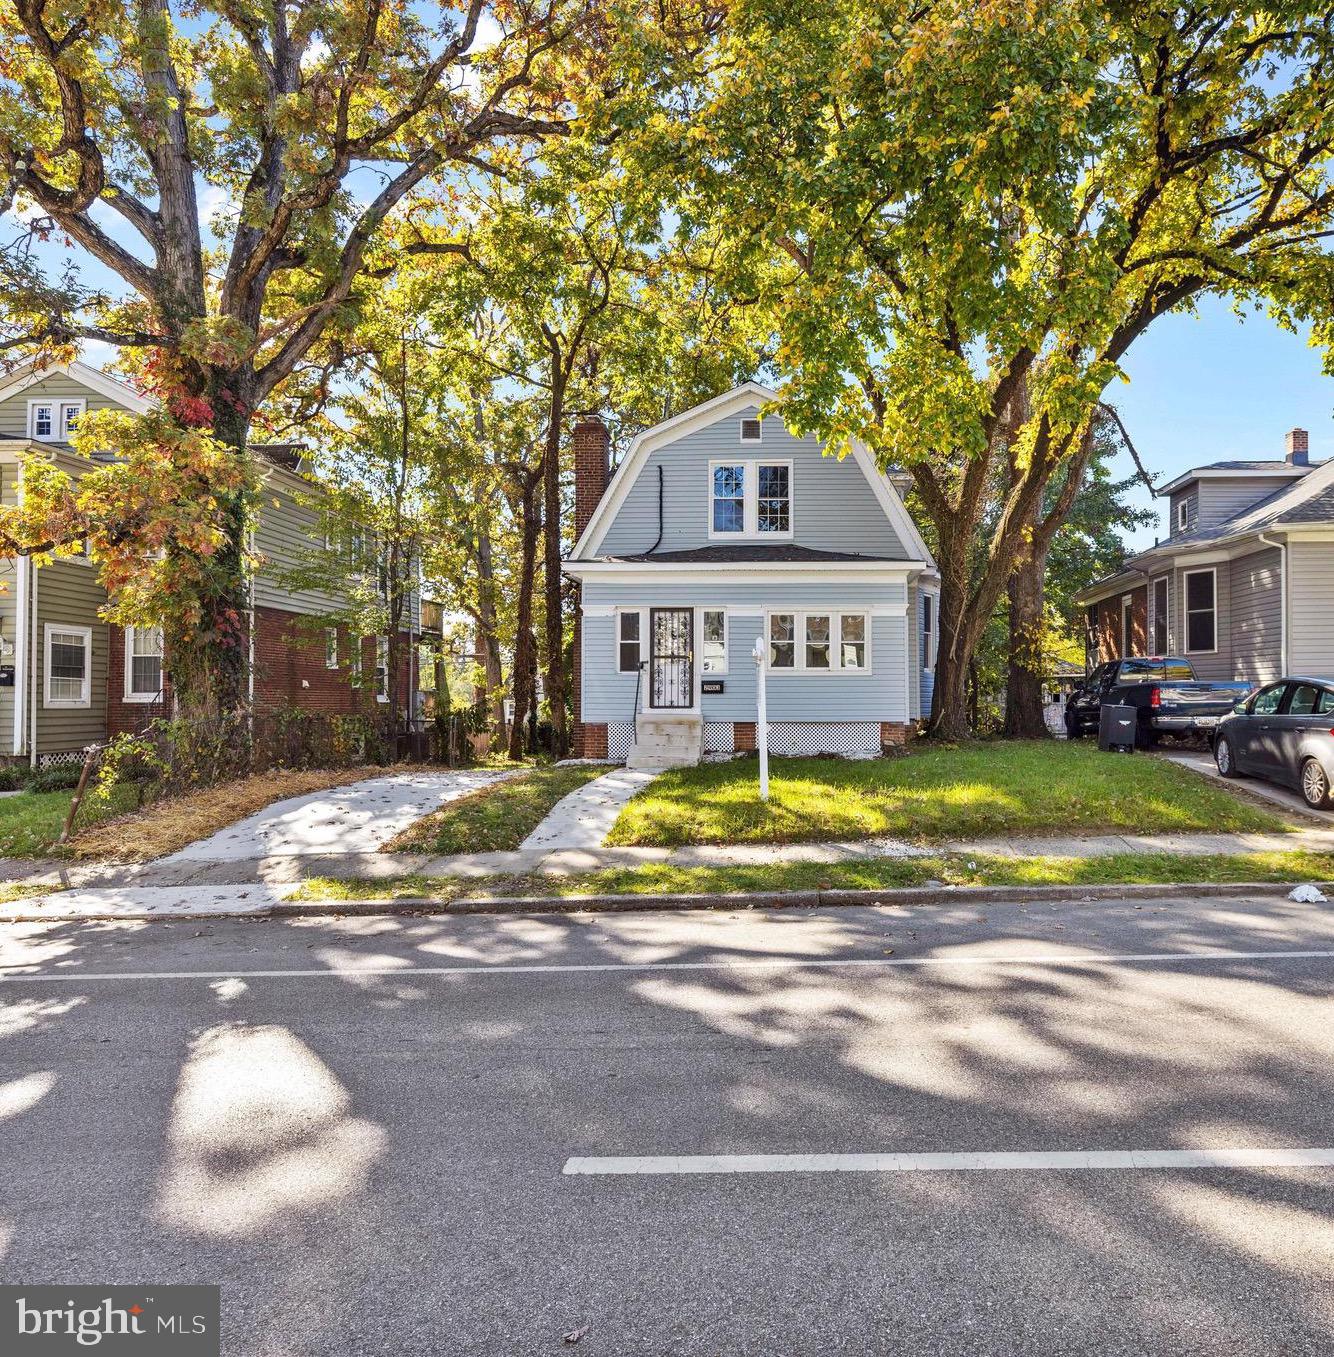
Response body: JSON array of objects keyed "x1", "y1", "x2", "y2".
[
  {"x1": 1199, "y1": 475, "x2": 1304, "y2": 529},
  {"x1": 1169, "y1": 487, "x2": 1198, "y2": 536},
  {"x1": 597, "y1": 413, "x2": 909, "y2": 559},
  {"x1": 1288, "y1": 541, "x2": 1334, "y2": 677},
  {"x1": 0, "y1": 373, "x2": 122, "y2": 440},
  {"x1": 1228, "y1": 547, "x2": 1283, "y2": 685},
  {"x1": 34, "y1": 558, "x2": 108, "y2": 754}
]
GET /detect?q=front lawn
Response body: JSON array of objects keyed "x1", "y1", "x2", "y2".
[
  {"x1": 384, "y1": 764, "x2": 609, "y2": 854},
  {"x1": 0, "y1": 784, "x2": 141, "y2": 859},
  {"x1": 603, "y1": 740, "x2": 1290, "y2": 847}
]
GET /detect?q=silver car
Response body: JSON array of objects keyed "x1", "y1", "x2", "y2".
[{"x1": 1214, "y1": 677, "x2": 1334, "y2": 809}]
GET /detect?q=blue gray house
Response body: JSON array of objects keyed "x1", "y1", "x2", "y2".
[
  {"x1": 564, "y1": 384, "x2": 939, "y2": 765},
  {"x1": 1076, "y1": 427, "x2": 1334, "y2": 683}
]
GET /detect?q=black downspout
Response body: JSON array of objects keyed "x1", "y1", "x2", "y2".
[{"x1": 648, "y1": 464, "x2": 664, "y2": 554}]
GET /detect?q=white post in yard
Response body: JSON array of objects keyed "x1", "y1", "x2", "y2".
[{"x1": 752, "y1": 635, "x2": 769, "y2": 802}]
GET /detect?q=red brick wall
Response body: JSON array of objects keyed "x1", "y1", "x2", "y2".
[
  {"x1": 573, "y1": 416, "x2": 610, "y2": 540},
  {"x1": 733, "y1": 721, "x2": 757, "y2": 752},
  {"x1": 106, "y1": 626, "x2": 171, "y2": 737},
  {"x1": 1091, "y1": 586, "x2": 1147, "y2": 664}
]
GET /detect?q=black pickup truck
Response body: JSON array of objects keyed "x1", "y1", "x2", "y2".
[{"x1": 1064, "y1": 657, "x2": 1255, "y2": 745}]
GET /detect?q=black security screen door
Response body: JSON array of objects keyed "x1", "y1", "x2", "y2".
[{"x1": 650, "y1": 608, "x2": 693, "y2": 709}]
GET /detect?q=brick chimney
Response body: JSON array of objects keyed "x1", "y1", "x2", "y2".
[
  {"x1": 573, "y1": 413, "x2": 610, "y2": 540},
  {"x1": 1286, "y1": 427, "x2": 1310, "y2": 466}
]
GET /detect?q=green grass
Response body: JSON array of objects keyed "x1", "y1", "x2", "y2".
[
  {"x1": 385, "y1": 764, "x2": 609, "y2": 854},
  {"x1": 0, "y1": 784, "x2": 140, "y2": 859},
  {"x1": 603, "y1": 741, "x2": 1290, "y2": 847},
  {"x1": 289, "y1": 850, "x2": 1334, "y2": 904}
]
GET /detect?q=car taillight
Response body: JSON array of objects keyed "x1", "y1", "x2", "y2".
[{"x1": 1150, "y1": 686, "x2": 1160, "y2": 708}]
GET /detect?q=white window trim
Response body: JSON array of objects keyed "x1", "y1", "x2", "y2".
[
  {"x1": 375, "y1": 636, "x2": 390, "y2": 702},
  {"x1": 122, "y1": 624, "x2": 164, "y2": 702},
  {"x1": 27, "y1": 398, "x2": 85, "y2": 441},
  {"x1": 1177, "y1": 499, "x2": 1189, "y2": 532},
  {"x1": 325, "y1": 627, "x2": 339, "y2": 669},
  {"x1": 1152, "y1": 577, "x2": 1169, "y2": 654},
  {"x1": 708, "y1": 459, "x2": 794, "y2": 541},
  {"x1": 1182, "y1": 567, "x2": 1218, "y2": 655},
  {"x1": 921, "y1": 591, "x2": 937, "y2": 671},
  {"x1": 615, "y1": 608, "x2": 645, "y2": 674},
  {"x1": 43, "y1": 623, "x2": 92, "y2": 709},
  {"x1": 1121, "y1": 593, "x2": 1134, "y2": 657},
  {"x1": 766, "y1": 609, "x2": 872, "y2": 676},
  {"x1": 701, "y1": 607, "x2": 728, "y2": 675},
  {"x1": 27, "y1": 399, "x2": 54, "y2": 440}
]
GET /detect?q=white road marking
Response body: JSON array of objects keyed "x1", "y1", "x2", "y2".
[
  {"x1": 1, "y1": 947, "x2": 1333, "y2": 984},
  {"x1": 563, "y1": 1148, "x2": 1334, "y2": 1176}
]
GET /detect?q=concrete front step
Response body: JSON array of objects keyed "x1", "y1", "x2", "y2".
[{"x1": 629, "y1": 714, "x2": 702, "y2": 768}]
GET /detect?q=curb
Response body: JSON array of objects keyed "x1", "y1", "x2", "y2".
[
  {"x1": 6, "y1": 879, "x2": 1330, "y2": 925},
  {"x1": 274, "y1": 879, "x2": 1330, "y2": 917}
]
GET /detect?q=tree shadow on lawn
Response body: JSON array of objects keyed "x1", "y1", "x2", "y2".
[{"x1": 2, "y1": 897, "x2": 1333, "y2": 1352}]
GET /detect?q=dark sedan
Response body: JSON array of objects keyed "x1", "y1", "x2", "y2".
[{"x1": 1214, "y1": 677, "x2": 1334, "y2": 810}]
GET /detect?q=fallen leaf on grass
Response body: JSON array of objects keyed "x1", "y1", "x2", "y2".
[{"x1": 563, "y1": 1325, "x2": 590, "y2": 1344}]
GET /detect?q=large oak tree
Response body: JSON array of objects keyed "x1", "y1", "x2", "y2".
[
  {"x1": 0, "y1": 0, "x2": 593, "y2": 706},
  {"x1": 643, "y1": 0, "x2": 1334, "y2": 736}
]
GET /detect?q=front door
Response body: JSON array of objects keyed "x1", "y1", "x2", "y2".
[{"x1": 649, "y1": 607, "x2": 693, "y2": 709}]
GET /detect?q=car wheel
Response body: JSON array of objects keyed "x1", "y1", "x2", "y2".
[
  {"x1": 1300, "y1": 758, "x2": 1333, "y2": 810},
  {"x1": 1215, "y1": 736, "x2": 1241, "y2": 779}
]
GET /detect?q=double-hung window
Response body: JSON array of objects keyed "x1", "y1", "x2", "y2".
[
  {"x1": 710, "y1": 461, "x2": 792, "y2": 538},
  {"x1": 1152, "y1": 578, "x2": 1169, "y2": 653},
  {"x1": 617, "y1": 611, "x2": 642, "y2": 673},
  {"x1": 701, "y1": 610, "x2": 727, "y2": 673},
  {"x1": 768, "y1": 611, "x2": 871, "y2": 674},
  {"x1": 1184, "y1": 569, "x2": 1216, "y2": 653},
  {"x1": 921, "y1": 595, "x2": 934, "y2": 669},
  {"x1": 375, "y1": 637, "x2": 390, "y2": 702},
  {"x1": 30, "y1": 403, "x2": 53, "y2": 439},
  {"x1": 712, "y1": 465, "x2": 745, "y2": 534},
  {"x1": 124, "y1": 625, "x2": 163, "y2": 701},
  {"x1": 325, "y1": 627, "x2": 339, "y2": 669},
  {"x1": 45, "y1": 624, "x2": 92, "y2": 708}
]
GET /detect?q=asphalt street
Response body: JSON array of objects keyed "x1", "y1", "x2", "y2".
[{"x1": 3, "y1": 893, "x2": 1333, "y2": 1356}]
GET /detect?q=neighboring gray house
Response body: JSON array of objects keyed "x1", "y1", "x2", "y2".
[
  {"x1": 1076, "y1": 427, "x2": 1334, "y2": 685},
  {"x1": 564, "y1": 383, "x2": 939, "y2": 765},
  {"x1": 0, "y1": 358, "x2": 429, "y2": 765}
]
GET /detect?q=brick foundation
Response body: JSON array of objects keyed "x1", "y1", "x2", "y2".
[
  {"x1": 880, "y1": 721, "x2": 913, "y2": 750},
  {"x1": 733, "y1": 721, "x2": 757, "y2": 752},
  {"x1": 575, "y1": 722, "x2": 607, "y2": 759}
]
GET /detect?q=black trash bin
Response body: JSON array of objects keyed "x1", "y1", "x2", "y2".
[{"x1": 1098, "y1": 703, "x2": 1139, "y2": 753}]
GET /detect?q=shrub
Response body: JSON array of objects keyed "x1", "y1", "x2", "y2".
[
  {"x1": 0, "y1": 764, "x2": 28, "y2": 792},
  {"x1": 31, "y1": 762, "x2": 85, "y2": 793}
]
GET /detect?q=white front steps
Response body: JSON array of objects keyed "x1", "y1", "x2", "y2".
[{"x1": 627, "y1": 714, "x2": 703, "y2": 769}]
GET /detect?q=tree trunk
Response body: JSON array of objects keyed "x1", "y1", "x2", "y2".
[
  {"x1": 507, "y1": 464, "x2": 542, "y2": 761},
  {"x1": 923, "y1": 524, "x2": 980, "y2": 740},
  {"x1": 1004, "y1": 545, "x2": 1049, "y2": 738},
  {"x1": 472, "y1": 508, "x2": 506, "y2": 748},
  {"x1": 541, "y1": 374, "x2": 569, "y2": 758}
]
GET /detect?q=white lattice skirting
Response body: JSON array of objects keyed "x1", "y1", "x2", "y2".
[
  {"x1": 767, "y1": 722, "x2": 881, "y2": 757},
  {"x1": 703, "y1": 721, "x2": 735, "y2": 754},
  {"x1": 607, "y1": 721, "x2": 635, "y2": 761},
  {"x1": 38, "y1": 749, "x2": 88, "y2": 769}
]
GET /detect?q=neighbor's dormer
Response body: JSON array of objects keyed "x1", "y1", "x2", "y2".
[
  {"x1": 0, "y1": 359, "x2": 150, "y2": 447},
  {"x1": 1160, "y1": 427, "x2": 1318, "y2": 539}
]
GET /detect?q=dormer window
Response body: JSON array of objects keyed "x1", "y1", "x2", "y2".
[
  {"x1": 709, "y1": 460, "x2": 793, "y2": 538},
  {"x1": 740, "y1": 417, "x2": 762, "y2": 443},
  {"x1": 1177, "y1": 500, "x2": 1188, "y2": 532}
]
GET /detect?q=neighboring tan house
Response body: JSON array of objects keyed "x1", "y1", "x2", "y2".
[
  {"x1": 563, "y1": 383, "x2": 940, "y2": 765},
  {"x1": 1076, "y1": 427, "x2": 1334, "y2": 684},
  {"x1": 0, "y1": 359, "x2": 430, "y2": 765}
]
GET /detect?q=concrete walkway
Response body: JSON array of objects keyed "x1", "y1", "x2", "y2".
[
  {"x1": 519, "y1": 768, "x2": 661, "y2": 851},
  {"x1": 160, "y1": 767, "x2": 520, "y2": 863}
]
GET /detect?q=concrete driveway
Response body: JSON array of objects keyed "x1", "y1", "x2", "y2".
[
  {"x1": 1161, "y1": 749, "x2": 1334, "y2": 823},
  {"x1": 4, "y1": 895, "x2": 1333, "y2": 1354}
]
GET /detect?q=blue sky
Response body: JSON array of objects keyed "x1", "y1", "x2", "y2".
[{"x1": 1111, "y1": 297, "x2": 1334, "y2": 550}]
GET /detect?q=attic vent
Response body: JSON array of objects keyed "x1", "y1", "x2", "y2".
[{"x1": 740, "y1": 417, "x2": 762, "y2": 442}]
